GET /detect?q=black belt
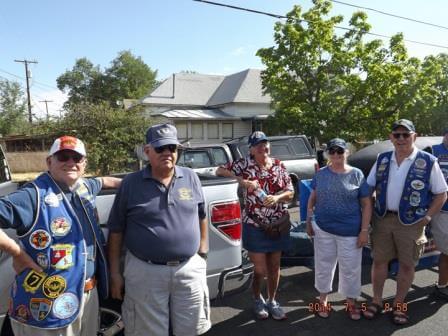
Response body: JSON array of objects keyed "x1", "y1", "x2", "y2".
[
  {"x1": 148, "y1": 259, "x2": 188, "y2": 266},
  {"x1": 386, "y1": 210, "x2": 398, "y2": 215},
  {"x1": 131, "y1": 251, "x2": 188, "y2": 266}
]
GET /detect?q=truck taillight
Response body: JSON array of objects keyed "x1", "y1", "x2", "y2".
[{"x1": 211, "y1": 201, "x2": 242, "y2": 241}]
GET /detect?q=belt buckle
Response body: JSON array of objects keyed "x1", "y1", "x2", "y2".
[{"x1": 166, "y1": 260, "x2": 180, "y2": 266}]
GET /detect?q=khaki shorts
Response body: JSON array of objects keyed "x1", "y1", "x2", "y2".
[
  {"x1": 431, "y1": 212, "x2": 448, "y2": 255},
  {"x1": 371, "y1": 213, "x2": 427, "y2": 265}
]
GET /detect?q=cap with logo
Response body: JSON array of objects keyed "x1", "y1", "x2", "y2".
[
  {"x1": 146, "y1": 123, "x2": 180, "y2": 148},
  {"x1": 391, "y1": 119, "x2": 415, "y2": 132},
  {"x1": 248, "y1": 131, "x2": 268, "y2": 147},
  {"x1": 49, "y1": 136, "x2": 86, "y2": 156},
  {"x1": 327, "y1": 138, "x2": 347, "y2": 150}
]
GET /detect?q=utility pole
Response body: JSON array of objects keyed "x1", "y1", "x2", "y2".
[
  {"x1": 14, "y1": 59, "x2": 38, "y2": 123},
  {"x1": 39, "y1": 100, "x2": 53, "y2": 120}
]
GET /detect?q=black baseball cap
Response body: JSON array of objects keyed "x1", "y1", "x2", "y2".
[{"x1": 391, "y1": 119, "x2": 415, "y2": 132}]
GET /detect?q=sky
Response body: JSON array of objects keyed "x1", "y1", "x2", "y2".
[{"x1": 1, "y1": 0, "x2": 448, "y2": 118}]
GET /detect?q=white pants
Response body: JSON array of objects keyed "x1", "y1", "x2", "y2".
[
  {"x1": 431, "y1": 212, "x2": 448, "y2": 254},
  {"x1": 122, "y1": 252, "x2": 211, "y2": 336},
  {"x1": 11, "y1": 287, "x2": 99, "y2": 336},
  {"x1": 312, "y1": 222, "x2": 362, "y2": 299}
]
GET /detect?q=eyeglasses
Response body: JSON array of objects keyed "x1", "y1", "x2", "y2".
[
  {"x1": 392, "y1": 132, "x2": 412, "y2": 139},
  {"x1": 54, "y1": 151, "x2": 85, "y2": 163},
  {"x1": 328, "y1": 147, "x2": 345, "y2": 155},
  {"x1": 154, "y1": 144, "x2": 177, "y2": 154}
]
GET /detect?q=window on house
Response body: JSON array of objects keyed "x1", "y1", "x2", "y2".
[
  {"x1": 208, "y1": 123, "x2": 219, "y2": 140},
  {"x1": 176, "y1": 123, "x2": 188, "y2": 140},
  {"x1": 191, "y1": 123, "x2": 203, "y2": 140},
  {"x1": 222, "y1": 123, "x2": 233, "y2": 139}
]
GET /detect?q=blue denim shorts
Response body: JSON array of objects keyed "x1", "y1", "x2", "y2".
[{"x1": 242, "y1": 222, "x2": 290, "y2": 253}]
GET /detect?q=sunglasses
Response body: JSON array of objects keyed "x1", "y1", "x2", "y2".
[
  {"x1": 392, "y1": 132, "x2": 412, "y2": 139},
  {"x1": 328, "y1": 148, "x2": 345, "y2": 155},
  {"x1": 54, "y1": 151, "x2": 85, "y2": 163},
  {"x1": 154, "y1": 144, "x2": 177, "y2": 154}
]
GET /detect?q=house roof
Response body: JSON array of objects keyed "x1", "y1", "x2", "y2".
[
  {"x1": 152, "y1": 109, "x2": 238, "y2": 120},
  {"x1": 141, "y1": 69, "x2": 270, "y2": 107}
]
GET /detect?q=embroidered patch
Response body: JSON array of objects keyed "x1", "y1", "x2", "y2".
[
  {"x1": 23, "y1": 270, "x2": 46, "y2": 293},
  {"x1": 14, "y1": 304, "x2": 30, "y2": 322},
  {"x1": 411, "y1": 179, "x2": 425, "y2": 191},
  {"x1": 44, "y1": 193, "x2": 59, "y2": 207},
  {"x1": 415, "y1": 158, "x2": 427, "y2": 169},
  {"x1": 178, "y1": 188, "x2": 193, "y2": 200},
  {"x1": 52, "y1": 293, "x2": 79, "y2": 319},
  {"x1": 377, "y1": 164, "x2": 387, "y2": 173},
  {"x1": 36, "y1": 252, "x2": 50, "y2": 269},
  {"x1": 410, "y1": 191, "x2": 421, "y2": 206},
  {"x1": 29, "y1": 230, "x2": 51, "y2": 250},
  {"x1": 30, "y1": 298, "x2": 52, "y2": 321},
  {"x1": 50, "y1": 244, "x2": 74, "y2": 270},
  {"x1": 42, "y1": 275, "x2": 67, "y2": 299},
  {"x1": 381, "y1": 157, "x2": 389, "y2": 164},
  {"x1": 50, "y1": 217, "x2": 71, "y2": 237},
  {"x1": 416, "y1": 208, "x2": 426, "y2": 216}
]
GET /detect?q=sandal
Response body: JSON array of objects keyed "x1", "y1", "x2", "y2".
[
  {"x1": 391, "y1": 308, "x2": 409, "y2": 325},
  {"x1": 362, "y1": 302, "x2": 382, "y2": 320},
  {"x1": 311, "y1": 300, "x2": 332, "y2": 318},
  {"x1": 346, "y1": 302, "x2": 361, "y2": 321}
]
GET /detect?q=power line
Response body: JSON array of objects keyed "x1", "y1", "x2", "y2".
[
  {"x1": 193, "y1": 0, "x2": 448, "y2": 50},
  {"x1": 330, "y1": 0, "x2": 448, "y2": 31}
]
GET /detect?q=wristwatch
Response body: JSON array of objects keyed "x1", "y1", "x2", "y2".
[{"x1": 198, "y1": 252, "x2": 208, "y2": 260}]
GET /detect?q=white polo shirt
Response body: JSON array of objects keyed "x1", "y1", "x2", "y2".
[{"x1": 367, "y1": 147, "x2": 448, "y2": 211}]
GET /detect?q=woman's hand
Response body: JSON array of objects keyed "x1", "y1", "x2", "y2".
[
  {"x1": 245, "y1": 180, "x2": 259, "y2": 192},
  {"x1": 306, "y1": 219, "x2": 314, "y2": 237},
  {"x1": 263, "y1": 194, "x2": 279, "y2": 207},
  {"x1": 12, "y1": 248, "x2": 43, "y2": 274},
  {"x1": 357, "y1": 231, "x2": 369, "y2": 248}
]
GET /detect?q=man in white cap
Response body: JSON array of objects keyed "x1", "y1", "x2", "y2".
[
  {"x1": 0, "y1": 135, "x2": 121, "y2": 336},
  {"x1": 108, "y1": 123, "x2": 211, "y2": 336}
]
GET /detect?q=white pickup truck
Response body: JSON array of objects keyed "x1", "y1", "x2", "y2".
[{"x1": 0, "y1": 148, "x2": 253, "y2": 335}]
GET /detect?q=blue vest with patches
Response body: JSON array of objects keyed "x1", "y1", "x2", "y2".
[
  {"x1": 374, "y1": 150, "x2": 435, "y2": 225},
  {"x1": 432, "y1": 143, "x2": 448, "y2": 212},
  {"x1": 9, "y1": 173, "x2": 108, "y2": 329}
]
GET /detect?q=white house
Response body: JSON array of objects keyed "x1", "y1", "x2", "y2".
[{"x1": 138, "y1": 68, "x2": 273, "y2": 143}]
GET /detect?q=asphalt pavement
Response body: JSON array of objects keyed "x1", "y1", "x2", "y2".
[{"x1": 206, "y1": 207, "x2": 448, "y2": 336}]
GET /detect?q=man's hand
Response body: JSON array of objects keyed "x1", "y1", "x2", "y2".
[
  {"x1": 12, "y1": 248, "x2": 42, "y2": 274},
  {"x1": 110, "y1": 273, "x2": 125, "y2": 300}
]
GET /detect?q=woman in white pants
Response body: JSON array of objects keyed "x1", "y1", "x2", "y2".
[{"x1": 306, "y1": 138, "x2": 372, "y2": 320}]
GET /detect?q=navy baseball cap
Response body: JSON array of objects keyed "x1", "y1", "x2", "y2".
[
  {"x1": 392, "y1": 119, "x2": 415, "y2": 132},
  {"x1": 248, "y1": 131, "x2": 268, "y2": 147},
  {"x1": 146, "y1": 123, "x2": 180, "y2": 148},
  {"x1": 327, "y1": 138, "x2": 347, "y2": 150}
]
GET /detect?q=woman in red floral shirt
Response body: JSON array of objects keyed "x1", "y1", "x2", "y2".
[{"x1": 217, "y1": 131, "x2": 294, "y2": 321}]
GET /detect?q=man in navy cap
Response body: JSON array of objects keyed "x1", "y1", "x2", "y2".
[
  {"x1": 0, "y1": 135, "x2": 121, "y2": 336},
  {"x1": 430, "y1": 128, "x2": 448, "y2": 300},
  {"x1": 364, "y1": 119, "x2": 447, "y2": 325},
  {"x1": 108, "y1": 123, "x2": 211, "y2": 336}
]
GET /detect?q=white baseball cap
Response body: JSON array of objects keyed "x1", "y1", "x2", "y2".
[{"x1": 49, "y1": 136, "x2": 86, "y2": 156}]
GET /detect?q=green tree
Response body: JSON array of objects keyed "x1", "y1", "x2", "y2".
[
  {"x1": 0, "y1": 79, "x2": 28, "y2": 135},
  {"x1": 44, "y1": 103, "x2": 149, "y2": 175},
  {"x1": 57, "y1": 51, "x2": 157, "y2": 109},
  {"x1": 257, "y1": 0, "x2": 421, "y2": 142}
]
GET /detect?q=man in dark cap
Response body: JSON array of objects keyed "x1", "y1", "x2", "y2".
[
  {"x1": 0, "y1": 135, "x2": 121, "y2": 336},
  {"x1": 430, "y1": 128, "x2": 448, "y2": 300},
  {"x1": 363, "y1": 119, "x2": 447, "y2": 325},
  {"x1": 107, "y1": 123, "x2": 211, "y2": 336}
]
